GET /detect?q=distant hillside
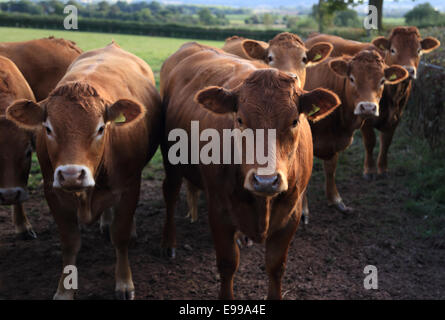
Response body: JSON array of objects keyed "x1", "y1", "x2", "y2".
[{"x1": 160, "y1": 0, "x2": 445, "y2": 12}]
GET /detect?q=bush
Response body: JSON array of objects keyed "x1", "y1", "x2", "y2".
[
  {"x1": 405, "y1": 3, "x2": 445, "y2": 28},
  {"x1": 405, "y1": 27, "x2": 445, "y2": 153},
  {"x1": 334, "y1": 9, "x2": 361, "y2": 28},
  {"x1": 0, "y1": 12, "x2": 283, "y2": 41}
]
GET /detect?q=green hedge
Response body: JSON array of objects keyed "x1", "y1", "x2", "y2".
[{"x1": 0, "y1": 13, "x2": 283, "y2": 41}]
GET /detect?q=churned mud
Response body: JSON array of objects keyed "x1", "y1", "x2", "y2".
[{"x1": 1, "y1": 138, "x2": 444, "y2": 300}]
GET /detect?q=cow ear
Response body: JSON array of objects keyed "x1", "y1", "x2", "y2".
[
  {"x1": 421, "y1": 37, "x2": 440, "y2": 54},
  {"x1": 372, "y1": 37, "x2": 390, "y2": 51},
  {"x1": 195, "y1": 86, "x2": 237, "y2": 114},
  {"x1": 6, "y1": 99, "x2": 44, "y2": 130},
  {"x1": 299, "y1": 88, "x2": 340, "y2": 122},
  {"x1": 306, "y1": 42, "x2": 333, "y2": 66},
  {"x1": 329, "y1": 58, "x2": 349, "y2": 77},
  {"x1": 384, "y1": 65, "x2": 409, "y2": 84},
  {"x1": 242, "y1": 40, "x2": 268, "y2": 61},
  {"x1": 107, "y1": 99, "x2": 146, "y2": 126}
]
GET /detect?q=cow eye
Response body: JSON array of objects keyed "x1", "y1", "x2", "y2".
[
  {"x1": 349, "y1": 76, "x2": 355, "y2": 83},
  {"x1": 237, "y1": 117, "x2": 243, "y2": 125},
  {"x1": 292, "y1": 119, "x2": 299, "y2": 128},
  {"x1": 417, "y1": 48, "x2": 422, "y2": 55},
  {"x1": 268, "y1": 56, "x2": 273, "y2": 62},
  {"x1": 97, "y1": 125, "x2": 105, "y2": 136},
  {"x1": 380, "y1": 78, "x2": 386, "y2": 86},
  {"x1": 302, "y1": 56, "x2": 308, "y2": 64},
  {"x1": 390, "y1": 48, "x2": 396, "y2": 55},
  {"x1": 45, "y1": 126, "x2": 52, "y2": 135}
]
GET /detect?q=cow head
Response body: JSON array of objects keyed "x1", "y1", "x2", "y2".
[
  {"x1": 0, "y1": 115, "x2": 33, "y2": 205},
  {"x1": 372, "y1": 26, "x2": 440, "y2": 79},
  {"x1": 240, "y1": 32, "x2": 333, "y2": 87},
  {"x1": 196, "y1": 69, "x2": 340, "y2": 197},
  {"x1": 6, "y1": 82, "x2": 145, "y2": 192},
  {"x1": 329, "y1": 50, "x2": 408, "y2": 118},
  {"x1": 0, "y1": 74, "x2": 34, "y2": 205}
]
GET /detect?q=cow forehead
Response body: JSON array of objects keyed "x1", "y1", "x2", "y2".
[{"x1": 45, "y1": 98, "x2": 104, "y2": 132}]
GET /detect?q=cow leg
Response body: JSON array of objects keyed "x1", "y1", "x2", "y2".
[
  {"x1": 12, "y1": 203, "x2": 36, "y2": 240},
  {"x1": 52, "y1": 210, "x2": 81, "y2": 300},
  {"x1": 361, "y1": 121, "x2": 377, "y2": 180},
  {"x1": 377, "y1": 125, "x2": 397, "y2": 178},
  {"x1": 209, "y1": 200, "x2": 239, "y2": 299},
  {"x1": 100, "y1": 208, "x2": 137, "y2": 242},
  {"x1": 185, "y1": 180, "x2": 199, "y2": 223},
  {"x1": 265, "y1": 214, "x2": 299, "y2": 300},
  {"x1": 110, "y1": 185, "x2": 140, "y2": 300},
  {"x1": 324, "y1": 153, "x2": 353, "y2": 213},
  {"x1": 301, "y1": 191, "x2": 309, "y2": 225},
  {"x1": 100, "y1": 207, "x2": 113, "y2": 241},
  {"x1": 161, "y1": 172, "x2": 182, "y2": 258}
]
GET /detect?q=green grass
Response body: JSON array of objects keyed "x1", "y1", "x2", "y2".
[{"x1": 0, "y1": 27, "x2": 223, "y2": 86}]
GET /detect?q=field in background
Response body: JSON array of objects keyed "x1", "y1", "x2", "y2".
[{"x1": 0, "y1": 27, "x2": 223, "y2": 86}]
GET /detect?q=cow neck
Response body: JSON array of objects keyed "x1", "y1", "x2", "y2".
[{"x1": 336, "y1": 77, "x2": 361, "y2": 134}]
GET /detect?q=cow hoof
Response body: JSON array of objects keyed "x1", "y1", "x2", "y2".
[
  {"x1": 161, "y1": 247, "x2": 176, "y2": 259},
  {"x1": 115, "y1": 289, "x2": 135, "y2": 300},
  {"x1": 17, "y1": 228, "x2": 37, "y2": 240},
  {"x1": 331, "y1": 201, "x2": 354, "y2": 214},
  {"x1": 363, "y1": 173, "x2": 376, "y2": 181}
]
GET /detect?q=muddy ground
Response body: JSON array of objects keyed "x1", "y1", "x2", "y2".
[{"x1": 1, "y1": 135, "x2": 444, "y2": 300}]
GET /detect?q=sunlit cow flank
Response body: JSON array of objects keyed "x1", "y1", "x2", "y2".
[
  {"x1": 0, "y1": 56, "x2": 36, "y2": 239},
  {"x1": 160, "y1": 42, "x2": 340, "y2": 299},
  {"x1": 306, "y1": 27, "x2": 440, "y2": 179},
  {"x1": 0, "y1": 37, "x2": 82, "y2": 101},
  {"x1": 304, "y1": 50, "x2": 408, "y2": 217},
  {"x1": 222, "y1": 32, "x2": 333, "y2": 88},
  {"x1": 6, "y1": 42, "x2": 162, "y2": 300}
]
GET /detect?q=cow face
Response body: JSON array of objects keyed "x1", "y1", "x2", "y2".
[
  {"x1": 0, "y1": 116, "x2": 32, "y2": 205},
  {"x1": 372, "y1": 27, "x2": 440, "y2": 79},
  {"x1": 196, "y1": 69, "x2": 340, "y2": 197},
  {"x1": 6, "y1": 84, "x2": 145, "y2": 192},
  {"x1": 329, "y1": 50, "x2": 408, "y2": 118},
  {"x1": 242, "y1": 33, "x2": 333, "y2": 88}
]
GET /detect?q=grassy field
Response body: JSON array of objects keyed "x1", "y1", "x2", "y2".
[{"x1": 0, "y1": 27, "x2": 223, "y2": 86}]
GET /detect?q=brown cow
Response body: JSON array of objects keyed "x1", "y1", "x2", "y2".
[
  {"x1": 304, "y1": 50, "x2": 408, "y2": 216},
  {"x1": 0, "y1": 36, "x2": 82, "y2": 101},
  {"x1": 222, "y1": 32, "x2": 333, "y2": 88},
  {"x1": 6, "y1": 42, "x2": 162, "y2": 299},
  {"x1": 0, "y1": 56, "x2": 36, "y2": 239},
  {"x1": 306, "y1": 27, "x2": 440, "y2": 179},
  {"x1": 182, "y1": 33, "x2": 333, "y2": 225},
  {"x1": 160, "y1": 42, "x2": 340, "y2": 299}
]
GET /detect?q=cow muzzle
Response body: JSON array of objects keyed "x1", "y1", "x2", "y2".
[
  {"x1": 244, "y1": 169, "x2": 287, "y2": 196},
  {"x1": 404, "y1": 66, "x2": 417, "y2": 79},
  {"x1": 0, "y1": 187, "x2": 29, "y2": 205},
  {"x1": 354, "y1": 102, "x2": 379, "y2": 117},
  {"x1": 53, "y1": 165, "x2": 95, "y2": 191}
]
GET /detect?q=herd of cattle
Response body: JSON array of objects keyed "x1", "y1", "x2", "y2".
[{"x1": 0, "y1": 27, "x2": 440, "y2": 300}]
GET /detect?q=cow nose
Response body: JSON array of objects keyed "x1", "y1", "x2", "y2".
[
  {"x1": 355, "y1": 102, "x2": 379, "y2": 117},
  {"x1": 0, "y1": 187, "x2": 28, "y2": 205},
  {"x1": 252, "y1": 173, "x2": 281, "y2": 195},
  {"x1": 54, "y1": 165, "x2": 95, "y2": 190},
  {"x1": 404, "y1": 66, "x2": 416, "y2": 79}
]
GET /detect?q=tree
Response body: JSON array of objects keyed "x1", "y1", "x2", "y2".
[
  {"x1": 313, "y1": 0, "x2": 361, "y2": 32},
  {"x1": 198, "y1": 8, "x2": 214, "y2": 25},
  {"x1": 405, "y1": 3, "x2": 441, "y2": 25},
  {"x1": 334, "y1": 8, "x2": 361, "y2": 27}
]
